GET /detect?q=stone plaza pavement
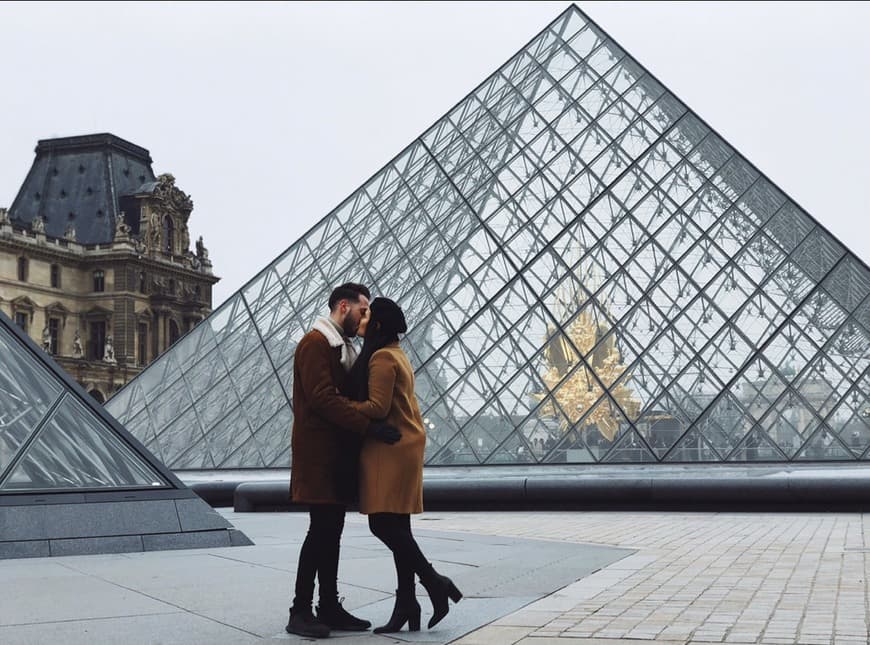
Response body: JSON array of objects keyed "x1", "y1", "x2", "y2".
[
  {"x1": 443, "y1": 512, "x2": 870, "y2": 645},
  {"x1": 1, "y1": 509, "x2": 868, "y2": 644}
]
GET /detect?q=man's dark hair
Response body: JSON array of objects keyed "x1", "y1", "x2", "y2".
[{"x1": 328, "y1": 282, "x2": 371, "y2": 311}]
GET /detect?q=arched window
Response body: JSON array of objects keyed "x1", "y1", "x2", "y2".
[
  {"x1": 17, "y1": 257, "x2": 28, "y2": 282},
  {"x1": 163, "y1": 216, "x2": 174, "y2": 255},
  {"x1": 93, "y1": 270, "x2": 105, "y2": 292}
]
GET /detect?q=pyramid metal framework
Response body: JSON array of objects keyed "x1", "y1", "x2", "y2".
[
  {"x1": 107, "y1": 5, "x2": 869, "y2": 468},
  {"x1": 0, "y1": 309, "x2": 249, "y2": 558}
]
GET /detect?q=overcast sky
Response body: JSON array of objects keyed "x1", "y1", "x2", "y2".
[{"x1": 2, "y1": 1, "x2": 868, "y2": 308}]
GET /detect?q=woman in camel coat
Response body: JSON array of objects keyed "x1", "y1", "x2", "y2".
[{"x1": 344, "y1": 297, "x2": 462, "y2": 634}]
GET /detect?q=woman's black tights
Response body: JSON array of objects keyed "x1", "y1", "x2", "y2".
[{"x1": 368, "y1": 513, "x2": 434, "y2": 594}]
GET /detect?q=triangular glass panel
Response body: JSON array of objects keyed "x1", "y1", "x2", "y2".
[
  {"x1": 793, "y1": 353, "x2": 850, "y2": 419},
  {"x1": 485, "y1": 433, "x2": 537, "y2": 465},
  {"x1": 171, "y1": 313, "x2": 218, "y2": 367},
  {"x1": 219, "y1": 434, "x2": 266, "y2": 469},
  {"x1": 463, "y1": 399, "x2": 518, "y2": 459},
  {"x1": 430, "y1": 431, "x2": 480, "y2": 466},
  {"x1": 124, "y1": 408, "x2": 161, "y2": 462},
  {"x1": 601, "y1": 426, "x2": 656, "y2": 463},
  {"x1": 695, "y1": 394, "x2": 754, "y2": 456},
  {"x1": 793, "y1": 426, "x2": 854, "y2": 462},
  {"x1": 171, "y1": 437, "x2": 216, "y2": 470},
  {"x1": 1, "y1": 394, "x2": 165, "y2": 491},
  {"x1": 542, "y1": 425, "x2": 596, "y2": 464},
  {"x1": 242, "y1": 380, "x2": 286, "y2": 432},
  {"x1": 569, "y1": 395, "x2": 630, "y2": 449},
  {"x1": 269, "y1": 445, "x2": 292, "y2": 469},
  {"x1": 146, "y1": 373, "x2": 194, "y2": 431},
  {"x1": 827, "y1": 380, "x2": 870, "y2": 458},
  {"x1": 515, "y1": 414, "x2": 562, "y2": 461},
  {"x1": 420, "y1": 400, "x2": 465, "y2": 455},
  {"x1": 153, "y1": 405, "x2": 204, "y2": 468},
  {"x1": 207, "y1": 406, "x2": 254, "y2": 468},
  {"x1": 663, "y1": 427, "x2": 722, "y2": 462},
  {"x1": 636, "y1": 391, "x2": 694, "y2": 458},
  {"x1": 254, "y1": 406, "x2": 293, "y2": 467},
  {"x1": 757, "y1": 391, "x2": 822, "y2": 458},
  {"x1": 107, "y1": 5, "x2": 870, "y2": 469},
  {"x1": 726, "y1": 426, "x2": 788, "y2": 462},
  {"x1": 183, "y1": 348, "x2": 230, "y2": 401}
]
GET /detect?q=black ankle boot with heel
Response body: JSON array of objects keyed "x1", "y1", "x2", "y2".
[
  {"x1": 373, "y1": 589, "x2": 421, "y2": 633},
  {"x1": 420, "y1": 572, "x2": 462, "y2": 629}
]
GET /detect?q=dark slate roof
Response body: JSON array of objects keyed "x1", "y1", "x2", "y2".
[{"x1": 8, "y1": 134, "x2": 157, "y2": 245}]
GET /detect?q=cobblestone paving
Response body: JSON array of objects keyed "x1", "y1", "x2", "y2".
[{"x1": 415, "y1": 512, "x2": 870, "y2": 645}]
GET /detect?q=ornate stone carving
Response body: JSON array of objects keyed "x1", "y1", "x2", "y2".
[
  {"x1": 150, "y1": 275, "x2": 168, "y2": 293},
  {"x1": 195, "y1": 235, "x2": 209, "y2": 261},
  {"x1": 147, "y1": 209, "x2": 161, "y2": 251},
  {"x1": 73, "y1": 329, "x2": 83, "y2": 358},
  {"x1": 114, "y1": 212, "x2": 131, "y2": 240},
  {"x1": 64, "y1": 223, "x2": 77, "y2": 241},
  {"x1": 31, "y1": 216, "x2": 45, "y2": 234},
  {"x1": 153, "y1": 173, "x2": 193, "y2": 217},
  {"x1": 0, "y1": 207, "x2": 9, "y2": 224},
  {"x1": 41, "y1": 325, "x2": 51, "y2": 352},
  {"x1": 103, "y1": 335, "x2": 116, "y2": 364}
]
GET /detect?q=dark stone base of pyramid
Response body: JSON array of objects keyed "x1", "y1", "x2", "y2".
[
  {"x1": 177, "y1": 465, "x2": 870, "y2": 513},
  {"x1": 0, "y1": 490, "x2": 253, "y2": 560}
]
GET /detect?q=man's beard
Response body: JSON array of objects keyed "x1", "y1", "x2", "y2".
[{"x1": 342, "y1": 315, "x2": 358, "y2": 338}]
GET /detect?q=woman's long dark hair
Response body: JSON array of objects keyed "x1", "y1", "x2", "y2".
[{"x1": 344, "y1": 298, "x2": 406, "y2": 402}]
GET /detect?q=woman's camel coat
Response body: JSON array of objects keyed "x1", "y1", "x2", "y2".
[{"x1": 350, "y1": 343, "x2": 426, "y2": 514}]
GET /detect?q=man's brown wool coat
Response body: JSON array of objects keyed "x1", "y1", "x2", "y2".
[{"x1": 290, "y1": 329, "x2": 369, "y2": 504}]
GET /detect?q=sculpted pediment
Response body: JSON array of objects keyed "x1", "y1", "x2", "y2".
[
  {"x1": 151, "y1": 173, "x2": 193, "y2": 218},
  {"x1": 11, "y1": 295, "x2": 37, "y2": 309}
]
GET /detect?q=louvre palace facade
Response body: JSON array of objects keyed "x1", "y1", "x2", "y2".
[
  {"x1": 0, "y1": 134, "x2": 217, "y2": 401},
  {"x1": 106, "y1": 5, "x2": 869, "y2": 472}
]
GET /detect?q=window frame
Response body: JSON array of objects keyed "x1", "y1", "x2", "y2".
[{"x1": 93, "y1": 269, "x2": 105, "y2": 292}]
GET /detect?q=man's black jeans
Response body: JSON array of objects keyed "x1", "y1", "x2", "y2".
[{"x1": 291, "y1": 504, "x2": 346, "y2": 613}]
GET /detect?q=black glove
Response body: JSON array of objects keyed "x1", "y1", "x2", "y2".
[{"x1": 368, "y1": 422, "x2": 401, "y2": 444}]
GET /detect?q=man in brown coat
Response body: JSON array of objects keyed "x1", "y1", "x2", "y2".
[{"x1": 286, "y1": 282, "x2": 401, "y2": 639}]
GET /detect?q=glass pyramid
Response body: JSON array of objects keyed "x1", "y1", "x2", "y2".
[
  {"x1": 107, "y1": 5, "x2": 869, "y2": 468},
  {"x1": 0, "y1": 311, "x2": 167, "y2": 491}
]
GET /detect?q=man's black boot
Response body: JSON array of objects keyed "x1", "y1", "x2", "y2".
[
  {"x1": 316, "y1": 598, "x2": 371, "y2": 631},
  {"x1": 286, "y1": 609, "x2": 330, "y2": 638}
]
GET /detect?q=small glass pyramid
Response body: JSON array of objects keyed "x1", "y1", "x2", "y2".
[{"x1": 0, "y1": 315, "x2": 166, "y2": 490}]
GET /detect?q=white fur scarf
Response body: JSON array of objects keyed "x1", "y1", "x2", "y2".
[{"x1": 312, "y1": 317, "x2": 357, "y2": 372}]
